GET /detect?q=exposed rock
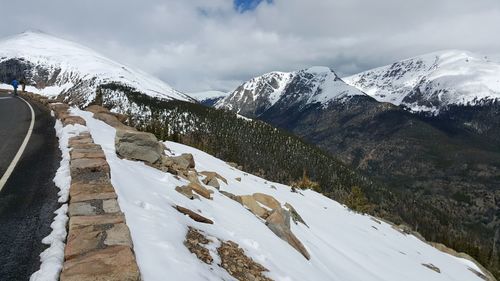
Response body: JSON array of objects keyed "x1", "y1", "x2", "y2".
[
  {"x1": 200, "y1": 171, "x2": 228, "y2": 185},
  {"x1": 186, "y1": 171, "x2": 202, "y2": 185},
  {"x1": 160, "y1": 153, "x2": 196, "y2": 173},
  {"x1": 430, "y1": 242, "x2": 496, "y2": 281},
  {"x1": 184, "y1": 227, "x2": 213, "y2": 264},
  {"x1": 115, "y1": 129, "x2": 164, "y2": 164},
  {"x1": 69, "y1": 183, "x2": 117, "y2": 203},
  {"x1": 217, "y1": 240, "x2": 272, "y2": 281},
  {"x1": 64, "y1": 225, "x2": 104, "y2": 260},
  {"x1": 265, "y1": 208, "x2": 310, "y2": 260},
  {"x1": 253, "y1": 193, "x2": 281, "y2": 210},
  {"x1": 220, "y1": 191, "x2": 239, "y2": 202},
  {"x1": 68, "y1": 135, "x2": 93, "y2": 147},
  {"x1": 86, "y1": 105, "x2": 129, "y2": 124},
  {"x1": 62, "y1": 115, "x2": 86, "y2": 126},
  {"x1": 49, "y1": 103, "x2": 69, "y2": 118},
  {"x1": 421, "y1": 263, "x2": 441, "y2": 273},
  {"x1": 70, "y1": 158, "x2": 110, "y2": 183},
  {"x1": 238, "y1": 195, "x2": 269, "y2": 219},
  {"x1": 104, "y1": 223, "x2": 133, "y2": 248},
  {"x1": 175, "y1": 205, "x2": 213, "y2": 224},
  {"x1": 85, "y1": 105, "x2": 110, "y2": 114},
  {"x1": 188, "y1": 182, "x2": 213, "y2": 200},
  {"x1": 103, "y1": 199, "x2": 121, "y2": 213},
  {"x1": 204, "y1": 177, "x2": 220, "y2": 189},
  {"x1": 68, "y1": 202, "x2": 98, "y2": 217},
  {"x1": 69, "y1": 213, "x2": 125, "y2": 232},
  {"x1": 70, "y1": 148, "x2": 105, "y2": 160},
  {"x1": 60, "y1": 245, "x2": 140, "y2": 281},
  {"x1": 235, "y1": 177, "x2": 242, "y2": 182},
  {"x1": 94, "y1": 112, "x2": 132, "y2": 130},
  {"x1": 284, "y1": 203, "x2": 308, "y2": 227},
  {"x1": 175, "y1": 185, "x2": 200, "y2": 200}
]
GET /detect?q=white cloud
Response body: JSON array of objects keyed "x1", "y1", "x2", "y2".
[{"x1": 1, "y1": 0, "x2": 499, "y2": 92}]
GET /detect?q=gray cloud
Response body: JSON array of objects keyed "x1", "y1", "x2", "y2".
[{"x1": 1, "y1": 0, "x2": 499, "y2": 92}]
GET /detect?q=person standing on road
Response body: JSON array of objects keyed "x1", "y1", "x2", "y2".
[
  {"x1": 11, "y1": 79, "x2": 19, "y2": 96},
  {"x1": 20, "y1": 77, "x2": 26, "y2": 93}
]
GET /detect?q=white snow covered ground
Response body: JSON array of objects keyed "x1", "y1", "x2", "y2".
[{"x1": 61, "y1": 107, "x2": 489, "y2": 281}]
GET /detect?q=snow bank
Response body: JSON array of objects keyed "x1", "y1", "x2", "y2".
[
  {"x1": 30, "y1": 121, "x2": 88, "y2": 281},
  {"x1": 73, "y1": 108, "x2": 486, "y2": 281}
]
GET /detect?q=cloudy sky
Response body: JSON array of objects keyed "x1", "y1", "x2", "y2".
[{"x1": 2, "y1": 0, "x2": 500, "y2": 92}]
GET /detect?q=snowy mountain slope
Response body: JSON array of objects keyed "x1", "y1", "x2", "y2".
[
  {"x1": 0, "y1": 31, "x2": 193, "y2": 105},
  {"x1": 188, "y1": 90, "x2": 229, "y2": 106},
  {"x1": 216, "y1": 67, "x2": 366, "y2": 118},
  {"x1": 344, "y1": 50, "x2": 500, "y2": 112},
  {"x1": 72, "y1": 107, "x2": 489, "y2": 281}
]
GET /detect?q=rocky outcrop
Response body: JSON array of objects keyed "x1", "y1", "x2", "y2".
[
  {"x1": 183, "y1": 227, "x2": 273, "y2": 281},
  {"x1": 175, "y1": 205, "x2": 213, "y2": 224},
  {"x1": 265, "y1": 208, "x2": 310, "y2": 260},
  {"x1": 115, "y1": 129, "x2": 165, "y2": 164},
  {"x1": 217, "y1": 241, "x2": 273, "y2": 281},
  {"x1": 184, "y1": 227, "x2": 213, "y2": 264},
  {"x1": 175, "y1": 181, "x2": 213, "y2": 200},
  {"x1": 201, "y1": 171, "x2": 228, "y2": 189},
  {"x1": 284, "y1": 203, "x2": 308, "y2": 227},
  {"x1": 85, "y1": 105, "x2": 132, "y2": 130},
  {"x1": 223, "y1": 192, "x2": 310, "y2": 260}
]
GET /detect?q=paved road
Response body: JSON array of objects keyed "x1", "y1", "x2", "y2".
[{"x1": 0, "y1": 90, "x2": 60, "y2": 280}]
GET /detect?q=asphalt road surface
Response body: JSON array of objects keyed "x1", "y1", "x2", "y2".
[{"x1": 0, "y1": 90, "x2": 60, "y2": 280}]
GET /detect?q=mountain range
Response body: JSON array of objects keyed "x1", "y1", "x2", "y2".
[
  {"x1": 215, "y1": 52, "x2": 500, "y2": 277},
  {"x1": 0, "y1": 31, "x2": 498, "y2": 279}
]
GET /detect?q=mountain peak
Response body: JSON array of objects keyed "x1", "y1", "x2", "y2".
[
  {"x1": 303, "y1": 66, "x2": 333, "y2": 74},
  {"x1": 0, "y1": 32, "x2": 193, "y2": 104},
  {"x1": 344, "y1": 50, "x2": 500, "y2": 112}
]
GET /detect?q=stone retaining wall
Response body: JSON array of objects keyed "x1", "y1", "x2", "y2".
[{"x1": 23, "y1": 93, "x2": 141, "y2": 281}]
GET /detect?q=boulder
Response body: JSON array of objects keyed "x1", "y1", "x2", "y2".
[
  {"x1": 60, "y1": 245, "x2": 140, "y2": 281},
  {"x1": 188, "y1": 182, "x2": 213, "y2": 200},
  {"x1": 284, "y1": 203, "x2": 308, "y2": 227},
  {"x1": 85, "y1": 105, "x2": 110, "y2": 114},
  {"x1": 160, "y1": 154, "x2": 195, "y2": 173},
  {"x1": 220, "y1": 191, "x2": 239, "y2": 202},
  {"x1": 175, "y1": 185, "x2": 200, "y2": 200},
  {"x1": 200, "y1": 171, "x2": 228, "y2": 184},
  {"x1": 253, "y1": 193, "x2": 281, "y2": 210},
  {"x1": 238, "y1": 195, "x2": 269, "y2": 218},
  {"x1": 175, "y1": 205, "x2": 213, "y2": 224},
  {"x1": 62, "y1": 116, "x2": 86, "y2": 126},
  {"x1": 235, "y1": 177, "x2": 242, "y2": 182},
  {"x1": 265, "y1": 208, "x2": 310, "y2": 260},
  {"x1": 94, "y1": 112, "x2": 128, "y2": 129},
  {"x1": 115, "y1": 129, "x2": 164, "y2": 164}
]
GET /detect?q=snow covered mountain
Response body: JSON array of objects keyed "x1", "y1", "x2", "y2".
[
  {"x1": 64, "y1": 107, "x2": 493, "y2": 281},
  {"x1": 0, "y1": 31, "x2": 193, "y2": 105},
  {"x1": 344, "y1": 50, "x2": 500, "y2": 112},
  {"x1": 216, "y1": 66, "x2": 367, "y2": 118},
  {"x1": 189, "y1": 90, "x2": 228, "y2": 106}
]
